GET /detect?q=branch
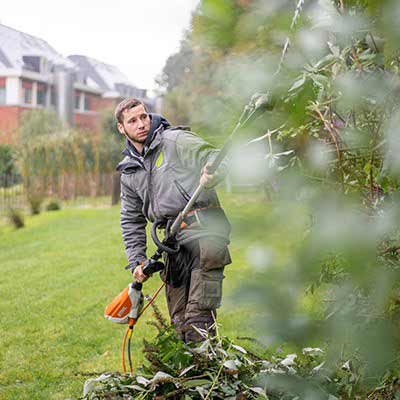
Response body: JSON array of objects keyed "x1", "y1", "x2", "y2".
[
  {"x1": 311, "y1": 103, "x2": 346, "y2": 190},
  {"x1": 379, "y1": 246, "x2": 400, "y2": 256}
]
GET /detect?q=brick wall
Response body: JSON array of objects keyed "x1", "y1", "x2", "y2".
[
  {"x1": 73, "y1": 92, "x2": 115, "y2": 133},
  {"x1": 0, "y1": 106, "x2": 22, "y2": 144},
  {"x1": 73, "y1": 112, "x2": 100, "y2": 133},
  {"x1": 88, "y1": 94, "x2": 117, "y2": 112},
  {"x1": 0, "y1": 90, "x2": 120, "y2": 144}
]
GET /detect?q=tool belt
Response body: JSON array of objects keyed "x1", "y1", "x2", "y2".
[
  {"x1": 161, "y1": 207, "x2": 231, "y2": 288},
  {"x1": 180, "y1": 206, "x2": 225, "y2": 229}
]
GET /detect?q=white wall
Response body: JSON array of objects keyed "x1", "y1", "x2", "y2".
[{"x1": 5, "y1": 77, "x2": 20, "y2": 105}]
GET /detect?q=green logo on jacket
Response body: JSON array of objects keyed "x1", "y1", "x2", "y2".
[{"x1": 155, "y1": 151, "x2": 164, "y2": 168}]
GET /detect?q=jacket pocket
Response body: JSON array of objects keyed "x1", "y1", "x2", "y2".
[{"x1": 199, "y1": 237, "x2": 232, "y2": 271}]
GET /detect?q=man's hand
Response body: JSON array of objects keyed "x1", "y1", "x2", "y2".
[
  {"x1": 132, "y1": 264, "x2": 149, "y2": 283},
  {"x1": 200, "y1": 162, "x2": 217, "y2": 189}
]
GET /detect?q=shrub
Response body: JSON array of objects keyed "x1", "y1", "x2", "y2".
[
  {"x1": 7, "y1": 207, "x2": 25, "y2": 229},
  {"x1": 0, "y1": 145, "x2": 20, "y2": 187},
  {"x1": 46, "y1": 199, "x2": 61, "y2": 211},
  {"x1": 20, "y1": 109, "x2": 62, "y2": 141},
  {"x1": 27, "y1": 193, "x2": 44, "y2": 215}
]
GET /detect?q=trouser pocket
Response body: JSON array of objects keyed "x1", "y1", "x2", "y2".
[
  {"x1": 199, "y1": 237, "x2": 231, "y2": 271},
  {"x1": 191, "y1": 269, "x2": 224, "y2": 310}
]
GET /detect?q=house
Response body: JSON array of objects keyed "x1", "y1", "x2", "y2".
[
  {"x1": 67, "y1": 54, "x2": 153, "y2": 131},
  {"x1": 0, "y1": 23, "x2": 149, "y2": 144}
]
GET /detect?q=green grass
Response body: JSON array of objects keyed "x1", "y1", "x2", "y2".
[{"x1": 0, "y1": 192, "x2": 300, "y2": 399}]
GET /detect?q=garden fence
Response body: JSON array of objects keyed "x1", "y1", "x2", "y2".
[
  {"x1": 0, "y1": 172, "x2": 118, "y2": 215},
  {"x1": 0, "y1": 173, "x2": 25, "y2": 215}
]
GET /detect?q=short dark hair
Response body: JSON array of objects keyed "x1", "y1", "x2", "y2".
[{"x1": 114, "y1": 98, "x2": 147, "y2": 124}]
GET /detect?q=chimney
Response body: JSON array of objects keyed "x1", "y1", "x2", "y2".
[{"x1": 54, "y1": 67, "x2": 74, "y2": 126}]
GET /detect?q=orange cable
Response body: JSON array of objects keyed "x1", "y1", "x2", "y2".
[
  {"x1": 121, "y1": 326, "x2": 130, "y2": 374},
  {"x1": 127, "y1": 326, "x2": 134, "y2": 375},
  {"x1": 121, "y1": 282, "x2": 165, "y2": 375},
  {"x1": 138, "y1": 282, "x2": 166, "y2": 318}
]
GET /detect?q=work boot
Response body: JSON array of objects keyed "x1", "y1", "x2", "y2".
[{"x1": 184, "y1": 318, "x2": 216, "y2": 343}]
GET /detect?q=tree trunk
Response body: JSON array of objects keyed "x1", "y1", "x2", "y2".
[{"x1": 111, "y1": 172, "x2": 121, "y2": 205}]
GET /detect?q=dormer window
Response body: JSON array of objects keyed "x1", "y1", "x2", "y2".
[
  {"x1": 22, "y1": 56, "x2": 41, "y2": 73},
  {"x1": 76, "y1": 72, "x2": 88, "y2": 85},
  {"x1": 22, "y1": 56, "x2": 50, "y2": 74}
]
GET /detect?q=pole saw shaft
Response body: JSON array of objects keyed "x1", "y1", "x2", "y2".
[
  {"x1": 169, "y1": 135, "x2": 232, "y2": 236},
  {"x1": 168, "y1": 135, "x2": 233, "y2": 236},
  {"x1": 168, "y1": 118, "x2": 246, "y2": 237},
  {"x1": 168, "y1": 99, "x2": 269, "y2": 237}
]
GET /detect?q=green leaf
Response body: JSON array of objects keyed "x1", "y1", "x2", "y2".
[
  {"x1": 289, "y1": 75, "x2": 306, "y2": 92},
  {"x1": 314, "y1": 54, "x2": 337, "y2": 69},
  {"x1": 182, "y1": 378, "x2": 211, "y2": 388},
  {"x1": 179, "y1": 365, "x2": 195, "y2": 377},
  {"x1": 223, "y1": 359, "x2": 238, "y2": 371},
  {"x1": 310, "y1": 74, "x2": 329, "y2": 88},
  {"x1": 231, "y1": 344, "x2": 247, "y2": 354},
  {"x1": 124, "y1": 384, "x2": 145, "y2": 392},
  {"x1": 250, "y1": 386, "x2": 267, "y2": 397}
]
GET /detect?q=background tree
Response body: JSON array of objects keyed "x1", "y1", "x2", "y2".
[
  {"x1": 99, "y1": 110, "x2": 125, "y2": 205},
  {"x1": 20, "y1": 109, "x2": 62, "y2": 142},
  {"x1": 156, "y1": 0, "x2": 400, "y2": 395},
  {"x1": 0, "y1": 144, "x2": 19, "y2": 187}
]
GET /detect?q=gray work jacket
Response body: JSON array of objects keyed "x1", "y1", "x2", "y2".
[{"x1": 118, "y1": 127, "x2": 230, "y2": 266}]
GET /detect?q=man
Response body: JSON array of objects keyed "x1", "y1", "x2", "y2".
[{"x1": 115, "y1": 97, "x2": 231, "y2": 342}]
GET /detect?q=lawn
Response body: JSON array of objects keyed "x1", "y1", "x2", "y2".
[{"x1": 0, "y1": 192, "x2": 302, "y2": 399}]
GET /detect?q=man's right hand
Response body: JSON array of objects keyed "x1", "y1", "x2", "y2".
[{"x1": 133, "y1": 265, "x2": 149, "y2": 283}]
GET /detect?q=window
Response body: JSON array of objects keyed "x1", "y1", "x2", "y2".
[
  {"x1": 24, "y1": 88, "x2": 32, "y2": 104},
  {"x1": 22, "y1": 56, "x2": 41, "y2": 73},
  {"x1": 74, "y1": 91, "x2": 81, "y2": 110},
  {"x1": 37, "y1": 83, "x2": 46, "y2": 106},
  {"x1": 0, "y1": 87, "x2": 5, "y2": 104},
  {"x1": 84, "y1": 94, "x2": 91, "y2": 111},
  {"x1": 0, "y1": 78, "x2": 5, "y2": 105},
  {"x1": 22, "y1": 80, "x2": 33, "y2": 104},
  {"x1": 50, "y1": 86, "x2": 56, "y2": 107}
]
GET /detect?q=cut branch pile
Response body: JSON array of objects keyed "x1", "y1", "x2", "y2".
[{"x1": 77, "y1": 307, "x2": 369, "y2": 400}]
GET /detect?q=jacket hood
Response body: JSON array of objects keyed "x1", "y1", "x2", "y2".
[{"x1": 117, "y1": 113, "x2": 171, "y2": 173}]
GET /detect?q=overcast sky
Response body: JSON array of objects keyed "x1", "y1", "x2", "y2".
[{"x1": 0, "y1": 0, "x2": 200, "y2": 92}]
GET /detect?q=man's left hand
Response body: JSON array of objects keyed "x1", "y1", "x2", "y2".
[
  {"x1": 133, "y1": 265, "x2": 149, "y2": 283},
  {"x1": 200, "y1": 162, "x2": 217, "y2": 188}
]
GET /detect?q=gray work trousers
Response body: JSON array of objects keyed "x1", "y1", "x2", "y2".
[{"x1": 162, "y1": 238, "x2": 231, "y2": 342}]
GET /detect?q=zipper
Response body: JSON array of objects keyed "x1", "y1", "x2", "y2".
[
  {"x1": 173, "y1": 180, "x2": 191, "y2": 202},
  {"x1": 147, "y1": 151, "x2": 159, "y2": 219}
]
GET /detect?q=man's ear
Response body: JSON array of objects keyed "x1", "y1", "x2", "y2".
[{"x1": 117, "y1": 123, "x2": 125, "y2": 136}]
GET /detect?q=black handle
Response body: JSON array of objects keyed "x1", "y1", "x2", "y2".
[
  {"x1": 142, "y1": 258, "x2": 165, "y2": 276},
  {"x1": 131, "y1": 281, "x2": 143, "y2": 291},
  {"x1": 151, "y1": 219, "x2": 180, "y2": 254}
]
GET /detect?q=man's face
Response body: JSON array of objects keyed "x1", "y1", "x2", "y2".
[{"x1": 117, "y1": 104, "x2": 151, "y2": 147}]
